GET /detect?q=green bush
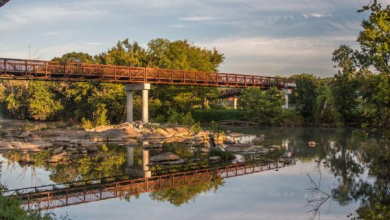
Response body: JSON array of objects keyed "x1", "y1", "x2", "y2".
[
  {"x1": 192, "y1": 109, "x2": 246, "y2": 122},
  {"x1": 167, "y1": 110, "x2": 195, "y2": 126}
]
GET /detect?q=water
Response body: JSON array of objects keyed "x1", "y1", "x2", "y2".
[{"x1": 0, "y1": 119, "x2": 386, "y2": 220}]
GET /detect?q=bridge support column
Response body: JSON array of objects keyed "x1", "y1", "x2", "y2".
[
  {"x1": 126, "y1": 146, "x2": 134, "y2": 167},
  {"x1": 284, "y1": 93, "x2": 289, "y2": 109},
  {"x1": 124, "y1": 83, "x2": 151, "y2": 123},
  {"x1": 142, "y1": 149, "x2": 151, "y2": 178},
  {"x1": 126, "y1": 91, "x2": 133, "y2": 122},
  {"x1": 233, "y1": 96, "x2": 238, "y2": 110}
]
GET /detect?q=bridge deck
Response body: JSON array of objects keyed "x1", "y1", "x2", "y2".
[
  {"x1": 6, "y1": 161, "x2": 294, "y2": 210},
  {"x1": 0, "y1": 58, "x2": 293, "y2": 88}
]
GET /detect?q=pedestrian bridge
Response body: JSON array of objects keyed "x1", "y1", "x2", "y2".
[
  {"x1": 0, "y1": 57, "x2": 296, "y2": 123},
  {"x1": 0, "y1": 58, "x2": 294, "y2": 88}
]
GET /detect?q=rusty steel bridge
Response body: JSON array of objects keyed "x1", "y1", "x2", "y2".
[
  {"x1": 0, "y1": 58, "x2": 294, "y2": 88},
  {"x1": 6, "y1": 160, "x2": 294, "y2": 210}
]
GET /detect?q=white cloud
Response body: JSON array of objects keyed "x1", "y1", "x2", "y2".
[
  {"x1": 302, "y1": 13, "x2": 332, "y2": 19},
  {"x1": 41, "y1": 32, "x2": 60, "y2": 36},
  {"x1": 180, "y1": 16, "x2": 215, "y2": 21}
]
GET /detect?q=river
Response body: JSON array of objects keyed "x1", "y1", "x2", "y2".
[{"x1": 0, "y1": 119, "x2": 387, "y2": 220}]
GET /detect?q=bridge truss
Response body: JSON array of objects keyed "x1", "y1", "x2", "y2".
[{"x1": 0, "y1": 58, "x2": 293, "y2": 88}]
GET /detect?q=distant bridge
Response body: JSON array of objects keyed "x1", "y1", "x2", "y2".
[
  {"x1": 6, "y1": 160, "x2": 294, "y2": 210},
  {"x1": 0, "y1": 58, "x2": 294, "y2": 88}
]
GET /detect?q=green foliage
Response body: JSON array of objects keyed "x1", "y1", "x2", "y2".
[
  {"x1": 239, "y1": 87, "x2": 285, "y2": 125},
  {"x1": 290, "y1": 73, "x2": 319, "y2": 121},
  {"x1": 0, "y1": 38, "x2": 225, "y2": 124},
  {"x1": 0, "y1": 184, "x2": 56, "y2": 220},
  {"x1": 167, "y1": 110, "x2": 195, "y2": 126},
  {"x1": 81, "y1": 117, "x2": 93, "y2": 129},
  {"x1": 192, "y1": 109, "x2": 245, "y2": 122},
  {"x1": 92, "y1": 103, "x2": 109, "y2": 126},
  {"x1": 190, "y1": 122, "x2": 202, "y2": 133},
  {"x1": 313, "y1": 82, "x2": 342, "y2": 126}
]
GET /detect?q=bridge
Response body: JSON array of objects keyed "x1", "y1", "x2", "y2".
[
  {"x1": 0, "y1": 57, "x2": 296, "y2": 122},
  {"x1": 6, "y1": 160, "x2": 295, "y2": 210}
]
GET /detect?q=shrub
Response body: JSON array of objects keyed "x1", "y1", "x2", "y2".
[{"x1": 192, "y1": 109, "x2": 246, "y2": 122}]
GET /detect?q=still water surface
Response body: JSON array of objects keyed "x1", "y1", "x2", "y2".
[{"x1": 0, "y1": 120, "x2": 383, "y2": 220}]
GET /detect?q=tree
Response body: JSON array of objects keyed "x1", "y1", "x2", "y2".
[
  {"x1": 240, "y1": 87, "x2": 284, "y2": 125},
  {"x1": 291, "y1": 74, "x2": 319, "y2": 122}
]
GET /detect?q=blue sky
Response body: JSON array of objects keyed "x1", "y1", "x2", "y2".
[{"x1": 0, "y1": 0, "x2": 389, "y2": 77}]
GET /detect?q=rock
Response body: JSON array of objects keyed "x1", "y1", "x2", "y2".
[
  {"x1": 165, "y1": 128, "x2": 177, "y2": 137},
  {"x1": 200, "y1": 147, "x2": 210, "y2": 153},
  {"x1": 144, "y1": 133, "x2": 166, "y2": 139},
  {"x1": 124, "y1": 127, "x2": 142, "y2": 138},
  {"x1": 86, "y1": 145, "x2": 98, "y2": 152},
  {"x1": 19, "y1": 131, "x2": 31, "y2": 138},
  {"x1": 53, "y1": 146, "x2": 64, "y2": 155},
  {"x1": 159, "y1": 159, "x2": 186, "y2": 165},
  {"x1": 0, "y1": 141, "x2": 14, "y2": 149},
  {"x1": 150, "y1": 152, "x2": 181, "y2": 162},
  {"x1": 225, "y1": 144, "x2": 255, "y2": 153},
  {"x1": 175, "y1": 127, "x2": 191, "y2": 137},
  {"x1": 209, "y1": 156, "x2": 221, "y2": 162},
  {"x1": 53, "y1": 137, "x2": 71, "y2": 143},
  {"x1": 93, "y1": 125, "x2": 114, "y2": 132},
  {"x1": 270, "y1": 145, "x2": 280, "y2": 149},
  {"x1": 155, "y1": 128, "x2": 172, "y2": 138},
  {"x1": 48, "y1": 151, "x2": 67, "y2": 163},
  {"x1": 308, "y1": 141, "x2": 316, "y2": 147}
]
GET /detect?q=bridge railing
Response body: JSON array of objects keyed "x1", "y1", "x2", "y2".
[{"x1": 0, "y1": 58, "x2": 292, "y2": 88}]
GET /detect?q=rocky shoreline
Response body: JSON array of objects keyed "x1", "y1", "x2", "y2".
[{"x1": 0, "y1": 121, "x2": 292, "y2": 165}]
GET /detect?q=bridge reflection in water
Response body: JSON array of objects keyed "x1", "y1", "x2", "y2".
[{"x1": 6, "y1": 146, "x2": 295, "y2": 211}]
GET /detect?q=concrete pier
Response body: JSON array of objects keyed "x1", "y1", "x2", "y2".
[
  {"x1": 233, "y1": 96, "x2": 238, "y2": 110},
  {"x1": 126, "y1": 146, "x2": 134, "y2": 167},
  {"x1": 124, "y1": 83, "x2": 151, "y2": 123},
  {"x1": 126, "y1": 91, "x2": 133, "y2": 122}
]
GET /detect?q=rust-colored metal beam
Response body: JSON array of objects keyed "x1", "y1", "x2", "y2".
[{"x1": 0, "y1": 58, "x2": 294, "y2": 88}]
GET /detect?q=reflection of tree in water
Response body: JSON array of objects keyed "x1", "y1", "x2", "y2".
[
  {"x1": 2, "y1": 145, "x2": 128, "y2": 183},
  {"x1": 325, "y1": 132, "x2": 390, "y2": 219},
  {"x1": 150, "y1": 177, "x2": 224, "y2": 206}
]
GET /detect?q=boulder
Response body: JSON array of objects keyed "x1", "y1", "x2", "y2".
[
  {"x1": 175, "y1": 127, "x2": 191, "y2": 137},
  {"x1": 150, "y1": 152, "x2": 181, "y2": 162},
  {"x1": 86, "y1": 145, "x2": 98, "y2": 152},
  {"x1": 165, "y1": 128, "x2": 177, "y2": 137},
  {"x1": 200, "y1": 147, "x2": 210, "y2": 153},
  {"x1": 0, "y1": 141, "x2": 14, "y2": 150},
  {"x1": 53, "y1": 137, "x2": 71, "y2": 143},
  {"x1": 209, "y1": 156, "x2": 221, "y2": 162},
  {"x1": 225, "y1": 144, "x2": 255, "y2": 153},
  {"x1": 48, "y1": 151, "x2": 67, "y2": 163},
  {"x1": 155, "y1": 128, "x2": 172, "y2": 138},
  {"x1": 19, "y1": 131, "x2": 31, "y2": 138},
  {"x1": 124, "y1": 127, "x2": 142, "y2": 138},
  {"x1": 159, "y1": 159, "x2": 186, "y2": 165},
  {"x1": 53, "y1": 146, "x2": 64, "y2": 155},
  {"x1": 93, "y1": 125, "x2": 114, "y2": 132}
]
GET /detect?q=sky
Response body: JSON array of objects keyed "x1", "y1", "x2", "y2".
[{"x1": 0, "y1": 0, "x2": 389, "y2": 77}]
